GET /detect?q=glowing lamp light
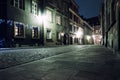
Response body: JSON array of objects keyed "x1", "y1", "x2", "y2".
[
  {"x1": 86, "y1": 35, "x2": 91, "y2": 40},
  {"x1": 75, "y1": 31, "x2": 83, "y2": 38},
  {"x1": 99, "y1": 35, "x2": 102, "y2": 39},
  {"x1": 61, "y1": 32, "x2": 64, "y2": 36},
  {"x1": 37, "y1": 14, "x2": 47, "y2": 25},
  {"x1": 92, "y1": 35, "x2": 95, "y2": 39}
]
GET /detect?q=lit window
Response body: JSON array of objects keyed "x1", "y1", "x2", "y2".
[
  {"x1": 14, "y1": 22, "x2": 24, "y2": 37},
  {"x1": 46, "y1": 10, "x2": 52, "y2": 22},
  {"x1": 46, "y1": 29, "x2": 52, "y2": 39},
  {"x1": 32, "y1": 1, "x2": 37, "y2": 15},
  {"x1": 56, "y1": 15, "x2": 61, "y2": 25},
  {"x1": 32, "y1": 27, "x2": 39, "y2": 38},
  {"x1": 96, "y1": 30, "x2": 98, "y2": 33}
]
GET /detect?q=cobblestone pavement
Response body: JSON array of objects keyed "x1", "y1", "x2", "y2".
[
  {"x1": 0, "y1": 45, "x2": 120, "y2": 80},
  {"x1": 0, "y1": 45, "x2": 87, "y2": 69}
]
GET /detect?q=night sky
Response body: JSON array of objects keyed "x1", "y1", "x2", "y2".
[{"x1": 74, "y1": 0, "x2": 104, "y2": 18}]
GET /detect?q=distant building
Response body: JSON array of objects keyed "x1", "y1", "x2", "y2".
[
  {"x1": 87, "y1": 16, "x2": 102, "y2": 45},
  {"x1": 81, "y1": 20, "x2": 94, "y2": 44},
  {"x1": 100, "y1": 0, "x2": 120, "y2": 51}
]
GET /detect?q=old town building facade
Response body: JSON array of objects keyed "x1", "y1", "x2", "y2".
[
  {"x1": 87, "y1": 16, "x2": 102, "y2": 45},
  {"x1": 69, "y1": 0, "x2": 84, "y2": 45},
  {"x1": 0, "y1": 0, "x2": 93, "y2": 47},
  {"x1": 0, "y1": 0, "x2": 43, "y2": 47},
  {"x1": 101, "y1": 0, "x2": 120, "y2": 51}
]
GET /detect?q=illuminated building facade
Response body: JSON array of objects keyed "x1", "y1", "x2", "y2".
[
  {"x1": 69, "y1": 0, "x2": 84, "y2": 45},
  {"x1": 43, "y1": 0, "x2": 69, "y2": 45},
  {"x1": 0, "y1": 0, "x2": 43, "y2": 47},
  {"x1": 0, "y1": 0, "x2": 70, "y2": 47},
  {"x1": 82, "y1": 20, "x2": 94, "y2": 44},
  {"x1": 87, "y1": 16, "x2": 102, "y2": 45},
  {"x1": 0, "y1": 0, "x2": 93, "y2": 47}
]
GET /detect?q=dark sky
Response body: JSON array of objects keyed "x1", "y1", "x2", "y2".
[{"x1": 74, "y1": 0, "x2": 104, "y2": 18}]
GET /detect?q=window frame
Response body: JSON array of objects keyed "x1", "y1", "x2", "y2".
[
  {"x1": 14, "y1": 22, "x2": 25, "y2": 38},
  {"x1": 46, "y1": 29, "x2": 52, "y2": 39},
  {"x1": 46, "y1": 9, "x2": 53, "y2": 22},
  {"x1": 32, "y1": 1, "x2": 38, "y2": 15},
  {"x1": 32, "y1": 27, "x2": 39, "y2": 39},
  {"x1": 11, "y1": 0, "x2": 25, "y2": 10},
  {"x1": 56, "y1": 15, "x2": 61, "y2": 25}
]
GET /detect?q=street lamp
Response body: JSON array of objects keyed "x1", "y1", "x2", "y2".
[
  {"x1": 60, "y1": 32, "x2": 64, "y2": 45},
  {"x1": 37, "y1": 13, "x2": 47, "y2": 46}
]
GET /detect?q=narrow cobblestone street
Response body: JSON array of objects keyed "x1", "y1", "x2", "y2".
[{"x1": 0, "y1": 45, "x2": 120, "y2": 80}]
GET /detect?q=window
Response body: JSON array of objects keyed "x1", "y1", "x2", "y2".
[
  {"x1": 19, "y1": 0, "x2": 25, "y2": 9},
  {"x1": 56, "y1": 32, "x2": 61, "y2": 40},
  {"x1": 15, "y1": 0, "x2": 19, "y2": 7},
  {"x1": 96, "y1": 30, "x2": 98, "y2": 33},
  {"x1": 57, "y1": 0, "x2": 62, "y2": 8},
  {"x1": 10, "y1": 0, "x2": 25, "y2": 10},
  {"x1": 46, "y1": 10, "x2": 52, "y2": 22},
  {"x1": 111, "y1": 0, "x2": 116, "y2": 22},
  {"x1": 63, "y1": 2, "x2": 68, "y2": 12},
  {"x1": 32, "y1": 27, "x2": 38, "y2": 38},
  {"x1": 75, "y1": 27, "x2": 78, "y2": 32},
  {"x1": 62, "y1": 18, "x2": 65, "y2": 26},
  {"x1": 73, "y1": 26, "x2": 75, "y2": 32},
  {"x1": 32, "y1": 1, "x2": 37, "y2": 15},
  {"x1": 56, "y1": 15, "x2": 61, "y2": 25},
  {"x1": 74, "y1": 15, "x2": 78, "y2": 23},
  {"x1": 14, "y1": 22, "x2": 24, "y2": 37},
  {"x1": 69, "y1": 12, "x2": 72, "y2": 19},
  {"x1": 46, "y1": 29, "x2": 52, "y2": 39},
  {"x1": 69, "y1": 25, "x2": 72, "y2": 31}
]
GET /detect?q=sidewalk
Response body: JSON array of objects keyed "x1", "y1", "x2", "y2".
[{"x1": 0, "y1": 45, "x2": 85, "y2": 69}]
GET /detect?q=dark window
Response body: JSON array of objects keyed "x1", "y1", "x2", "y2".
[
  {"x1": 19, "y1": 0, "x2": 25, "y2": 10},
  {"x1": 10, "y1": 0, "x2": 25, "y2": 10},
  {"x1": 74, "y1": 15, "x2": 76, "y2": 21},
  {"x1": 69, "y1": 25, "x2": 72, "y2": 31},
  {"x1": 69, "y1": 12, "x2": 72, "y2": 19},
  {"x1": 10, "y1": 0, "x2": 14, "y2": 5}
]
